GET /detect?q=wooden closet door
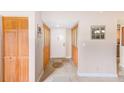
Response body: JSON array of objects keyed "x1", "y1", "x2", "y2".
[
  {"x1": 18, "y1": 18, "x2": 29, "y2": 82},
  {"x1": 71, "y1": 25, "x2": 78, "y2": 65},
  {"x1": 43, "y1": 24, "x2": 50, "y2": 69},
  {"x1": 3, "y1": 17, "x2": 29, "y2": 82},
  {"x1": 3, "y1": 17, "x2": 18, "y2": 82}
]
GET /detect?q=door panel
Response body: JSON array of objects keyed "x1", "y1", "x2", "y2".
[
  {"x1": 4, "y1": 57, "x2": 17, "y2": 82},
  {"x1": 4, "y1": 26, "x2": 18, "y2": 82},
  {"x1": 18, "y1": 58, "x2": 28, "y2": 82},
  {"x1": 18, "y1": 18, "x2": 29, "y2": 81},
  {"x1": 4, "y1": 31, "x2": 17, "y2": 56}
]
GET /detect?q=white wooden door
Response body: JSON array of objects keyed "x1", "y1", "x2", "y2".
[{"x1": 51, "y1": 28, "x2": 66, "y2": 58}]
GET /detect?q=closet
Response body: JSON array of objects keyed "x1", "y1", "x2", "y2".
[
  {"x1": 3, "y1": 17, "x2": 29, "y2": 82},
  {"x1": 71, "y1": 24, "x2": 78, "y2": 65},
  {"x1": 43, "y1": 24, "x2": 50, "y2": 70}
]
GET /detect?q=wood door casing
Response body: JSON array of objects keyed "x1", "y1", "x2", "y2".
[
  {"x1": 71, "y1": 24, "x2": 78, "y2": 65},
  {"x1": 43, "y1": 24, "x2": 50, "y2": 69},
  {"x1": 122, "y1": 27, "x2": 124, "y2": 46},
  {"x1": 3, "y1": 17, "x2": 29, "y2": 82}
]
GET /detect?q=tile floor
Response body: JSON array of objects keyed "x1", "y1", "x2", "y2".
[{"x1": 40, "y1": 59, "x2": 124, "y2": 82}]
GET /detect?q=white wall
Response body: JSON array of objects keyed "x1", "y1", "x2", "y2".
[
  {"x1": 0, "y1": 16, "x2": 3, "y2": 81},
  {"x1": 0, "y1": 12, "x2": 36, "y2": 81},
  {"x1": 78, "y1": 12, "x2": 117, "y2": 77},
  {"x1": 66, "y1": 28, "x2": 72, "y2": 58},
  {"x1": 35, "y1": 12, "x2": 44, "y2": 81}
]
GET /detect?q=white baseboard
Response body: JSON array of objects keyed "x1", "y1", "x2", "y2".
[
  {"x1": 65, "y1": 56, "x2": 71, "y2": 59},
  {"x1": 36, "y1": 70, "x2": 44, "y2": 82},
  {"x1": 78, "y1": 72, "x2": 117, "y2": 77}
]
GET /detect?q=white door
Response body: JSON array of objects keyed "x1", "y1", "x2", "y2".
[{"x1": 51, "y1": 28, "x2": 66, "y2": 58}]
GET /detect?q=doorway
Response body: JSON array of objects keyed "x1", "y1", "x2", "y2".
[{"x1": 40, "y1": 24, "x2": 78, "y2": 81}]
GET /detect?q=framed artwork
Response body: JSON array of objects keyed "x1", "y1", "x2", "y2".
[{"x1": 91, "y1": 25, "x2": 105, "y2": 39}]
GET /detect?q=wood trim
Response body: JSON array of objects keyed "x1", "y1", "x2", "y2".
[
  {"x1": 122, "y1": 27, "x2": 124, "y2": 46},
  {"x1": 43, "y1": 23, "x2": 50, "y2": 70}
]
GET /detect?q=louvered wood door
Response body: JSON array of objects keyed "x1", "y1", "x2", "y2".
[{"x1": 3, "y1": 17, "x2": 29, "y2": 82}]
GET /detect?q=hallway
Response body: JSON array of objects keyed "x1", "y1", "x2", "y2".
[{"x1": 40, "y1": 59, "x2": 124, "y2": 82}]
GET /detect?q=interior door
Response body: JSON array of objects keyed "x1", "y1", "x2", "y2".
[
  {"x1": 3, "y1": 17, "x2": 18, "y2": 81},
  {"x1": 3, "y1": 17, "x2": 29, "y2": 82},
  {"x1": 71, "y1": 25, "x2": 78, "y2": 65},
  {"x1": 51, "y1": 28, "x2": 66, "y2": 58},
  {"x1": 43, "y1": 24, "x2": 50, "y2": 69}
]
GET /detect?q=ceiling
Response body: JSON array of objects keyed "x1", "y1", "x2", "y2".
[{"x1": 41, "y1": 11, "x2": 79, "y2": 29}]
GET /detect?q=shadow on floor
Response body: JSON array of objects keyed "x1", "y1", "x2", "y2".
[{"x1": 40, "y1": 61, "x2": 63, "y2": 81}]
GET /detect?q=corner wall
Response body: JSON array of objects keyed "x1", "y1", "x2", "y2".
[{"x1": 35, "y1": 12, "x2": 44, "y2": 81}]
